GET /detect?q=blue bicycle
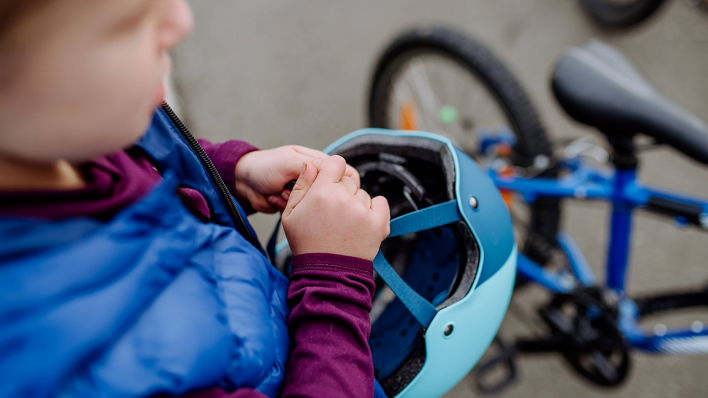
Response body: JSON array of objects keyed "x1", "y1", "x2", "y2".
[{"x1": 368, "y1": 26, "x2": 708, "y2": 390}]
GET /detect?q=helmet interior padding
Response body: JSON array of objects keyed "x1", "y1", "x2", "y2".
[{"x1": 330, "y1": 134, "x2": 481, "y2": 395}]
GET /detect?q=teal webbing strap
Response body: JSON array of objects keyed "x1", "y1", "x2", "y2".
[
  {"x1": 373, "y1": 252, "x2": 437, "y2": 327},
  {"x1": 389, "y1": 200, "x2": 462, "y2": 238},
  {"x1": 373, "y1": 199, "x2": 463, "y2": 328}
]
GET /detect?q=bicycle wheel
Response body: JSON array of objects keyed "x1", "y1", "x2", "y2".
[
  {"x1": 579, "y1": 0, "x2": 667, "y2": 29},
  {"x1": 368, "y1": 26, "x2": 561, "y2": 272}
]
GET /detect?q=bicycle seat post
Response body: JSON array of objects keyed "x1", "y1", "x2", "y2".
[
  {"x1": 605, "y1": 131, "x2": 638, "y2": 293},
  {"x1": 607, "y1": 132, "x2": 638, "y2": 170}
]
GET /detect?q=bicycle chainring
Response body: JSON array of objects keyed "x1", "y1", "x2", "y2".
[{"x1": 540, "y1": 288, "x2": 630, "y2": 386}]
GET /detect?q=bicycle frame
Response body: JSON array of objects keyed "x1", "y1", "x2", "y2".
[{"x1": 489, "y1": 153, "x2": 708, "y2": 354}]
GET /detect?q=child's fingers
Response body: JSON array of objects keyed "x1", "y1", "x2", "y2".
[
  {"x1": 341, "y1": 176, "x2": 358, "y2": 194},
  {"x1": 295, "y1": 152, "x2": 358, "y2": 188},
  {"x1": 312, "y1": 156, "x2": 347, "y2": 186},
  {"x1": 283, "y1": 161, "x2": 317, "y2": 218},
  {"x1": 249, "y1": 195, "x2": 278, "y2": 214},
  {"x1": 355, "y1": 187, "x2": 371, "y2": 207},
  {"x1": 344, "y1": 164, "x2": 361, "y2": 188},
  {"x1": 292, "y1": 147, "x2": 357, "y2": 178},
  {"x1": 283, "y1": 153, "x2": 326, "y2": 184},
  {"x1": 371, "y1": 195, "x2": 391, "y2": 237},
  {"x1": 267, "y1": 195, "x2": 288, "y2": 213},
  {"x1": 292, "y1": 146, "x2": 329, "y2": 160}
]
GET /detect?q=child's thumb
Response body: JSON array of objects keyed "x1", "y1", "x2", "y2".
[{"x1": 283, "y1": 161, "x2": 317, "y2": 218}]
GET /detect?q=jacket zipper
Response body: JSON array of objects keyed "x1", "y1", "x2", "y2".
[{"x1": 160, "y1": 102, "x2": 262, "y2": 251}]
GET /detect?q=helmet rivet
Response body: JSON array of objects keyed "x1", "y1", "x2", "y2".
[
  {"x1": 469, "y1": 196, "x2": 478, "y2": 209},
  {"x1": 443, "y1": 324, "x2": 454, "y2": 336}
]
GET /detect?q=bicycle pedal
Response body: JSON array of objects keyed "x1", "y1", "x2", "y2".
[{"x1": 473, "y1": 337, "x2": 518, "y2": 395}]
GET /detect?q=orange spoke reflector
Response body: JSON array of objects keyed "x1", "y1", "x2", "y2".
[
  {"x1": 399, "y1": 100, "x2": 418, "y2": 131},
  {"x1": 497, "y1": 143, "x2": 512, "y2": 158},
  {"x1": 500, "y1": 190, "x2": 515, "y2": 210},
  {"x1": 498, "y1": 164, "x2": 515, "y2": 210}
]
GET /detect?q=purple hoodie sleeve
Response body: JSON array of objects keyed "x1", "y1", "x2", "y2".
[
  {"x1": 281, "y1": 253, "x2": 375, "y2": 398},
  {"x1": 197, "y1": 139, "x2": 259, "y2": 214},
  {"x1": 175, "y1": 253, "x2": 375, "y2": 398}
]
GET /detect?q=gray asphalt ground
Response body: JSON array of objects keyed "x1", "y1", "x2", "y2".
[{"x1": 172, "y1": 1, "x2": 708, "y2": 396}]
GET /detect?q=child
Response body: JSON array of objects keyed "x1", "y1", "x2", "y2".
[{"x1": 0, "y1": 1, "x2": 389, "y2": 398}]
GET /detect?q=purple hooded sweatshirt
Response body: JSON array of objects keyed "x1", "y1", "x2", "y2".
[{"x1": 0, "y1": 140, "x2": 375, "y2": 398}]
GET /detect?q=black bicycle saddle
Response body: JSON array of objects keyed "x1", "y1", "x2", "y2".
[{"x1": 552, "y1": 40, "x2": 708, "y2": 165}]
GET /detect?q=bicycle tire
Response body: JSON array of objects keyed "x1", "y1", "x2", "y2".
[
  {"x1": 368, "y1": 26, "x2": 561, "y2": 272},
  {"x1": 579, "y1": 0, "x2": 667, "y2": 29}
]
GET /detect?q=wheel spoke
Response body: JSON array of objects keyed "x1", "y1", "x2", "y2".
[
  {"x1": 407, "y1": 60, "x2": 442, "y2": 133},
  {"x1": 374, "y1": 30, "x2": 558, "y2": 305}
]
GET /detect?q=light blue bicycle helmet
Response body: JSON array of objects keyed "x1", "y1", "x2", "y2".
[{"x1": 276, "y1": 128, "x2": 516, "y2": 398}]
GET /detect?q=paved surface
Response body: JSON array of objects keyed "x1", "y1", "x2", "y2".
[{"x1": 172, "y1": 1, "x2": 708, "y2": 396}]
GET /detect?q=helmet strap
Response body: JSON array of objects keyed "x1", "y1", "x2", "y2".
[{"x1": 373, "y1": 199, "x2": 463, "y2": 328}]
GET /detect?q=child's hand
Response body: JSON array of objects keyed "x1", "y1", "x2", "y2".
[
  {"x1": 234, "y1": 146, "x2": 360, "y2": 213},
  {"x1": 282, "y1": 156, "x2": 390, "y2": 261}
]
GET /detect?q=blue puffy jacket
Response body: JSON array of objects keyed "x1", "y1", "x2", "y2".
[{"x1": 0, "y1": 108, "x2": 291, "y2": 398}]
